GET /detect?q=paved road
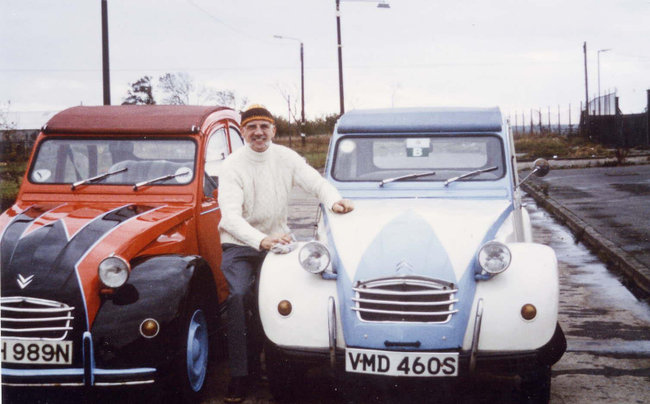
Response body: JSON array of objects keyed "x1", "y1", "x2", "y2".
[{"x1": 524, "y1": 164, "x2": 650, "y2": 295}]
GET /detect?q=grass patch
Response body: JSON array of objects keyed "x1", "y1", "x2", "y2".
[
  {"x1": 274, "y1": 133, "x2": 330, "y2": 169},
  {"x1": 514, "y1": 134, "x2": 612, "y2": 160},
  {"x1": 1, "y1": 161, "x2": 26, "y2": 211}
]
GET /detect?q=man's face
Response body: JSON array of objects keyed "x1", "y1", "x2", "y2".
[{"x1": 242, "y1": 119, "x2": 276, "y2": 153}]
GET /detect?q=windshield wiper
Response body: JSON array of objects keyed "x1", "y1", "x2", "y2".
[
  {"x1": 444, "y1": 166, "x2": 498, "y2": 187},
  {"x1": 71, "y1": 167, "x2": 127, "y2": 190},
  {"x1": 379, "y1": 170, "x2": 436, "y2": 187},
  {"x1": 133, "y1": 170, "x2": 190, "y2": 191}
]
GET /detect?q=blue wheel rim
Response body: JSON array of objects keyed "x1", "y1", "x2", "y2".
[{"x1": 186, "y1": 308, "x2": 208, "y2": 392}]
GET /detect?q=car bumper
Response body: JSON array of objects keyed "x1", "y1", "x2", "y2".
[
  {"x1": 1, "y1": 331, "x2": 157, "y2": 387},
  {"x1": 1, "y1": 367, "x2": 156, "y2": 387},
  {"x1": 267, "y1": 323, "x2": 566, "y2": 377}
]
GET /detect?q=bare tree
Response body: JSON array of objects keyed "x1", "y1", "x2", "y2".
[
  {"x1": 0, "y1": 100, "x2": 17, "y2": 130},
  {"x1": 209, "y1": 89, "x2": 248, "y2": 110},
  {"x1": 158, "y1": 72, "x2": 194, "y2": 105}
]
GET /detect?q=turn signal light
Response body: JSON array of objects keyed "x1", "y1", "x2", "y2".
[
  {"x1": 521, "y1": 304, "x2": 537, "y2": 320},
  {"x1": 140, "y1": 318, "x2": 160, "y2": 338},
  {"x1": 277, "y1": 300, "x2": 292, "y2": 316}
]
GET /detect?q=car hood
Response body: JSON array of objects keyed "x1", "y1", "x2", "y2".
[
  {"x1": 324, "y1": 198, "x2": 513, "y2": 283},
  {"x1": 323, "y1": 198, "x2": 513, "y2": 350},
  {"x1": 0, "y1": 202, "x2": 193, "y2": 329}
]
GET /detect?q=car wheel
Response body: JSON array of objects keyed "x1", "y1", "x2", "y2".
[
  {"x1": 169, "y1": 292, "x2": 211, "y2": 402},
  {"x1": 264, "y1": 340, "x2": 303, "y2": 402},
  {"x1": 519, "y1": 365, "x2": 551, "y2": 404}
]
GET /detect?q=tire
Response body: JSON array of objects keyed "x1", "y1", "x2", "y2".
[
  {"x1": 169, "y1": 292, "x2": 211, "y2": 403},
  {"x1": 264, "y1": 340, "x2": 304, "y2": 403},
  {"x1": 519, "y1": 365, "x2": 551, "y2": 404}
]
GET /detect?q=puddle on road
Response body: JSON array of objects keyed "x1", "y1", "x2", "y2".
[{"x1": 524, "y1": 197, "x2": 650, "y2": 326}]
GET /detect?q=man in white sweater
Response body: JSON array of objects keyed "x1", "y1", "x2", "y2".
[{"x1": 218, "y1": 105, "x2": 353, "y2": 402}]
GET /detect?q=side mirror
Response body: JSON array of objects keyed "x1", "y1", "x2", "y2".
[
  {"x1": 532, "y1": 158, "x2": 550, "y2": 178},
  {"x1": 519, "y1": 158, "x2": 551, "y2": 186}
]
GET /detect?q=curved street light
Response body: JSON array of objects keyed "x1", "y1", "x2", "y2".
[{"x1": 274, "y1": 35, "x2": 305, "y2": 124}]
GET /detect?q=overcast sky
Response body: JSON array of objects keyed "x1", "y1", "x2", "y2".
[{"x1": 1, "y1": 0, "x2": 649, "y2": 129}]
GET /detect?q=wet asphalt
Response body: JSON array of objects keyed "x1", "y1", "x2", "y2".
[{"x1": 523, "y1": 163, "x2": 650, "y2": 296}]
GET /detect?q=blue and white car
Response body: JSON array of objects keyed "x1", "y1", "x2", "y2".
[{"x1": 259, "y1": 107, "x2": 565, "y2": 402}]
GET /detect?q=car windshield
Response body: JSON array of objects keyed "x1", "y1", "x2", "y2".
[
  {"x1": 331, "y1": 135, "x2": 505, "y2": 182},
  {"x1": 29, "y1": 138, "x2": 196, "y2": 185}
]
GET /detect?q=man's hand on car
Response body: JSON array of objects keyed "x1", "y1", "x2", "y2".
[
  {"x1": 260, "y1": 233, "x2": 294, "y2": 251},
  {"x1": 332, "y1": 199, "x2": 355, "y2": 214}
]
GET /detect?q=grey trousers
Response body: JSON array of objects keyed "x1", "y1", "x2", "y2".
[{"x1": 220, "y1": 243, "x2": 267, "y2": 378}]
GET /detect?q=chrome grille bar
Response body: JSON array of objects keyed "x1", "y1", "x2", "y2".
[
  {"x1": 1, "y1": 296, "x2": 75, "y2": 340},
  {"x1": 352, "y1": 307, "x2": 459, "y2": 316},
  {"x1": 353, "y1": 276, "x2": 458, "y2": 323},
  {"x1": 352, "y1": 297, "x2": 459, "y2": 306}
]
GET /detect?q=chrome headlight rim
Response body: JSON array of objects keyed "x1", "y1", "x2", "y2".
[
  {"x1": 477, "y1": 240, "x2": 511, "y2": 275},
  {"x1": 98, "y1": 255, "x2": 130, "y2": 288},
  {"x1": 298, "y1": 241, "x2": 331, "y2": 274}
]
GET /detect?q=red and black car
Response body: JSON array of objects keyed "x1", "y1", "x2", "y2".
[{"x1": 1, "y1": 105, "x2": 243, "y2": 400}]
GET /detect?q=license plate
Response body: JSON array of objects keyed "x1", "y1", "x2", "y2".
[
  {"x1": 345, "y1": 348, "x2": 458, "y2": 377},
  {"x1": 1, "y1": 339, "x2": 73, "y2": 365}
]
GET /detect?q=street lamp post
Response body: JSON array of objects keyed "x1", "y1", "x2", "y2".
[
  {"x1": 274, "y1": 35, "x2": 305, "y2": 124},
  {"x1": 335, "y1": 0, "x2": 389, "y2": 116},
  {"x1": 597, "y1": 48, "x2": 611, "y2": 115}
]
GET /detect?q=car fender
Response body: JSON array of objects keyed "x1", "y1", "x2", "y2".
[
  {"x1": 91, "y1": 255, "x2": 218, "y2": 368},
  {"x1": 463, "y1": 243, "x2": 559, "y2": 351},
  {"x1": 259, "y1": 246, "x2": 341, "y2": 349}
]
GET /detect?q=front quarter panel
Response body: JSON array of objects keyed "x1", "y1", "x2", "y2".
[
  {"x1": 258, "y1": 247, "x2": 340, "y2": 349},
  {"x1": 466, "y1": 243, "x2": 559, "y2": 351},
  {"x1": 91, "y1": 255, "x2": 215, "y2": 369}
]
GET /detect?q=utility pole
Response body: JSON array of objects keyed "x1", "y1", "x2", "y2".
[
  {"x1": 101, "y1": 0, "x2": 111, "y2": 105},
  {"x1": 287, "y1": 95, "x2": 292, "y2": 148},
  {"x1": 336, "y1": 0, "x2": 345, "y2": 115},
  {"x1": 583, "y1": 42, "x2": 589, "y2": 134}
]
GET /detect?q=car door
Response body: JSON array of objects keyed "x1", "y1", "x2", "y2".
[{"x1": 197, "y1": 125, "x2": 233, "y2": 302}]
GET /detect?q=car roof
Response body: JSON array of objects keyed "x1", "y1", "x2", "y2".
[
  {"x1": 43, "y1": 105, "x2": 234, "y2": 135},
  {"x1": 336, "y1": 107, "x2": 502, "y2": 134}
]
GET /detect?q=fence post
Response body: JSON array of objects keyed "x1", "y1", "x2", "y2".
[
  {"x1": 615, "y1": 97, "x2": 625, "y2": 148},
  {"x1": 646, "y1": 89, "x2": 650, "y2": 146}
]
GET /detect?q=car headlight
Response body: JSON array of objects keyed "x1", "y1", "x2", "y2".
[
  {"x1": 298, "y1": 241, "x2": 331, "y2": 274},
  {"x1": 98, "y1": 256, "x2": 130, "y2": 288},
  {"x1": 477, "y1": 241, "x2": 511, "y2": 275}
]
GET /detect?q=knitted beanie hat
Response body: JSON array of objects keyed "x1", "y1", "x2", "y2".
[{"x1": 241, "y1": 104, "x2": 275, "y2": 127}]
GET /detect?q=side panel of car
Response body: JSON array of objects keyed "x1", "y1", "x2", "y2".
[
  {"x1": 92, "y1": 255, "x2": 217, "y2": 369},
  {"x1": 258, "y1": 250, "x2": 341, "y2": 349},
  {"x1": 462, "y1": 243, "x2": 559, "y2": 351}
]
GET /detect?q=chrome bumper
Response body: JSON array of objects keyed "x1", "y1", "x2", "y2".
[{"x1": 2, "y1": 332, "x2": 156, "y2": 387}]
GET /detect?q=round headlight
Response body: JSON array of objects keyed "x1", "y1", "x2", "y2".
[
  {"x1": 98, "y1": 256, "x2": 130, "y2": 288},
  {"x1": 298, "y1": 241, "x2": 331, "y2": 274},
  {"x1": 478, "y1": 241, "x2": 511, "y2": 275}
]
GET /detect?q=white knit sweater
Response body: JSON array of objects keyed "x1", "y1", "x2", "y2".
[{"x1": 217, "y1": 143, "x2": 342, "y2": 250}]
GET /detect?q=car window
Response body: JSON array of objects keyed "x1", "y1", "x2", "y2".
[
  {"x1": 29, "y1": 138, "x2": 196, "y2": 185},
  {"x1": 228, "y1": 126, "x2": 244, "y2": 152},
  {"x1": 332, "y1": 135, "x2": 505, "y2": 182},
  {"x1": 205, "y1": 128, "x2": 229, "y2": 178}
]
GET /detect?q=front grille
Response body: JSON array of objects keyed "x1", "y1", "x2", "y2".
[
  {"x1": 1, "y1": 296, "x2": 75, "y2": 340},
  {"x1": 352, "y1": 276, "x2": 458, "y2": 323}
]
